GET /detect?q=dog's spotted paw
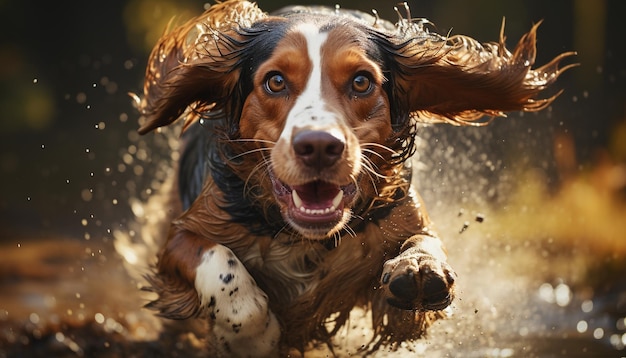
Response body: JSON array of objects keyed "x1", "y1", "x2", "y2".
[{"x1": 381, "y1": 249, "x2": 456, "y2": 311}]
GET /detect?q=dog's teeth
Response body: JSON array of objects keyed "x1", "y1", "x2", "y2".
[
  {"x1": 292, "y1": 190, "x2": 303, "y2": 209},
  {"x1": 332, "y1": 190, "x2": 343, "y2": 209},
  {"x1": 293, "y1": 189, "x2": 343, "y2": 215}
]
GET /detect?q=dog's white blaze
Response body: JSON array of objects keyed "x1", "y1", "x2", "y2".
[{"x1": 281, "y1": 23, "x2": 337, "y2": 142}]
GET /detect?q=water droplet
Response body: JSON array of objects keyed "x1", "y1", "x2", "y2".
[
  {"x1": 610, "y1": 333, "x2": 624, "y2": 350},
  {"x1": 76, "y1": 92, "x2": 87, "y2": 104},
  {"x1": 554, "y1": 283, "x2": 571, "y2": 307},
  {"x1": 29, "y1": 313, "x2": 40, "y2": 324},
  {"x1": 538, "y1": 283, "x2": 554, "y2": 303},
  {"x1": 122, "y1": 153, "x2": 133, "y2": 165},
  {"x1": 81, "y1": 189, "x2": 93, "y2": 202},
  {"x1": 593, "y1": 327, "x2": 604, "y2": 339}
]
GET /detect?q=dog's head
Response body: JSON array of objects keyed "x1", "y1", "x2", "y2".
[{"x1": 135, "y1": 0, "x2": 575, "y2": 240}]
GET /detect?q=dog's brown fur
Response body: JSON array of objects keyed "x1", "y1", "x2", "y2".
[{"x1": 134, "y1": 0, "x2": 575, "y2": 354}]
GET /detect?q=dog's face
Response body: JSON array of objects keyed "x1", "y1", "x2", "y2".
[
  {"x1": 238, "y1": 21, "x2": 394, "y2": 238},
  {"x1": 136, "y1": 1, "x2": 573, "y2": 240}
]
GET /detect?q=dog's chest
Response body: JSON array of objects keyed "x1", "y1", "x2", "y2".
[
  {"x1": 239, "y1": 227, "x2": 394, "y2": 307},
  {"x1": 241, "y1": 240, "x2": 322, "y2": 299}
]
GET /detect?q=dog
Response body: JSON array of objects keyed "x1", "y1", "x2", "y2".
[{"x1": 134, "y1": 0, "x2": 574, "y2": 355}]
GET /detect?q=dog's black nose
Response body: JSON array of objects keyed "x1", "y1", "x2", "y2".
[{"x1": 293, "y1": 130, "x2": 345, "y2": 170}]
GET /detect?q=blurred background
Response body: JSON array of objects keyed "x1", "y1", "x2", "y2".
[{"x1": 0, "y1": 0, "x2": 625, "y2": 356}]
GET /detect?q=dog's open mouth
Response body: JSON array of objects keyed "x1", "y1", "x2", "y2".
[{"x1": 270, "y1": 172, "x2": 357, "y2": 233}]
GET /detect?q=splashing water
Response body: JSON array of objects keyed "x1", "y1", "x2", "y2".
[
  {"x1": 110, "y1": 117, "x2": 625, "y2": 356},
  {"x1": 3, "y1": 102, "x2": 621, "y2": 356}
]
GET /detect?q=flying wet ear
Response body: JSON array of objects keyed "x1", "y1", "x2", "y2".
[
  {"x1": 135, "y1": 1, "x2": 268, "y2": 134},
  {"x1": 378, "y1": 20, "x2": 577, "y2": 126}
]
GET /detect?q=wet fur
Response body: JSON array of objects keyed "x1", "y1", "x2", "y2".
[{"x1": 135, "y1": 0, "x2": 574, "y2": 354}]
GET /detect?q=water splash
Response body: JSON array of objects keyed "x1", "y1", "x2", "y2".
[{"x1": 108, "y1": 118, "x2": 625, "y2": 356}]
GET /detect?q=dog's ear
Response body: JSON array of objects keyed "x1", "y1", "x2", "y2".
[
  {"x1": 381, "y1": 21, "x2": 576, "y2": 126},
  {"x1": 135, "y1": 1, "x2": 267, "y2": 134}
]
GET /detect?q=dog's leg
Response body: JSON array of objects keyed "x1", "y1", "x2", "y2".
[
  {"x1": 381, "y1": 232, "x2": 456, "y2": 312},
  {"x1": 195, "y1": 244, "x2": 280, "y2": 357}
]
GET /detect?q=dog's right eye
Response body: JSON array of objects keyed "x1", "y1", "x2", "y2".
[
  {"x1": 352, "y1": 74, "x2": 371, "y2": 94},
  {"x1": 265, "y1": 73, "x2": 286, "y2": 94}
]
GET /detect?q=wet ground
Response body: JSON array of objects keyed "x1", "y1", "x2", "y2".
[
  {"x1": 1, "y1": 230, "x2": 624, "y2": 357},
  {"x1": 2, "y1": 142, "x2": 625, "y2": 357}
]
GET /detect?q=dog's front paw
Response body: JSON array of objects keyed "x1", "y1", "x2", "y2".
[{"x1": 381, "y1": 249, "x2": 456, "y2": 311}]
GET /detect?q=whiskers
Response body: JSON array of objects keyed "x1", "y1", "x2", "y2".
[
  {"x1": 227, "y1": 138, "x2": 276, "y2": 202},
  {"x1": 340, "y1": 223, "x2": 357, "y2": 239},
  {"x1": 360, "y1": 142, "x2": 397, "y2": 192},
  {"x1": 223, "y1": 138, "x2": 402, "y2": 249},
  {"x1": 227, "y1": 138, "x2": 276, "y2": 160}
]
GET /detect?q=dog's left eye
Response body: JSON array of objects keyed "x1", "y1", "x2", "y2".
[
  {"x1": 265, "y1": 73, "x2": 286, "y2": 94},
  {"x1": 352, "y1": 74, "x2": 372, "y2": 94}
]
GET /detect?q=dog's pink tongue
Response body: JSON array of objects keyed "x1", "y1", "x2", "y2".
[{"x1": 292, "y1": 181, "x2": 340, "y2": 208}]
